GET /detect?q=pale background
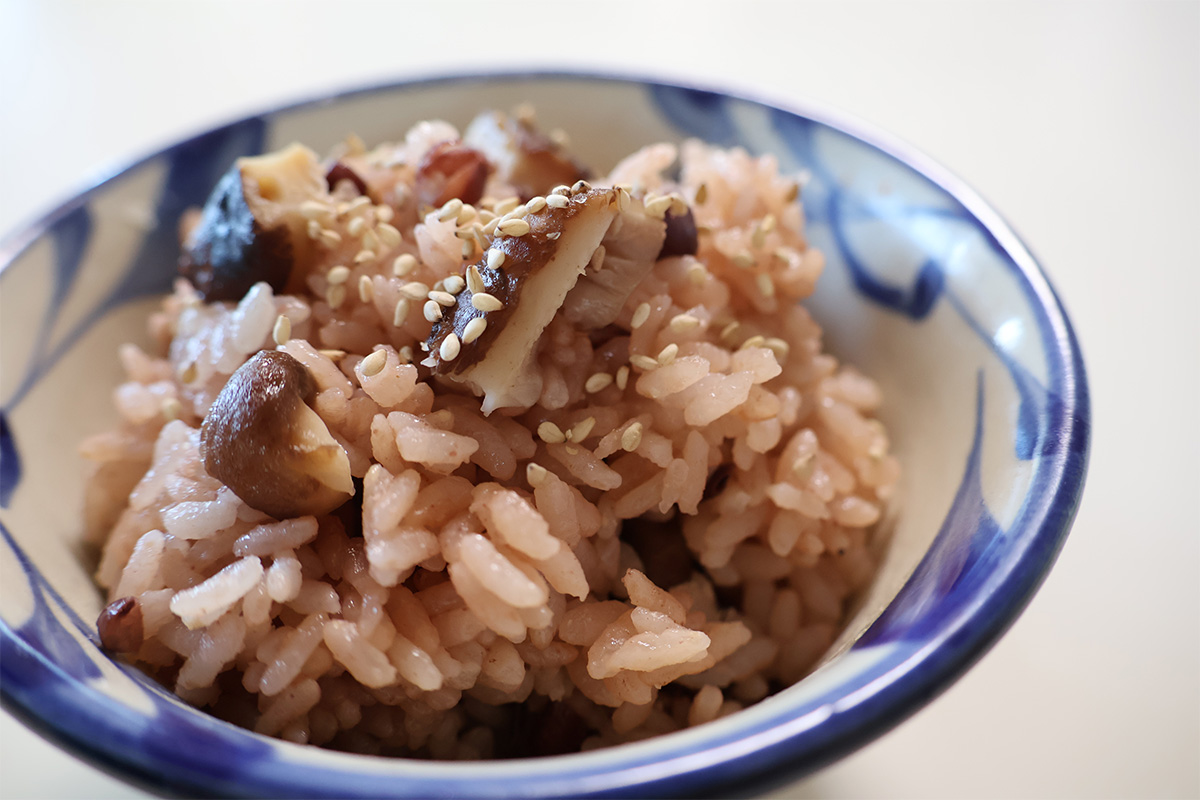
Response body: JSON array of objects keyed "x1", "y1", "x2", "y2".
[{"x1": 1, "y1": 1, "x2": 1197, "y2": 798}]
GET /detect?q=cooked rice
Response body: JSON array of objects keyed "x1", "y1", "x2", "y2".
[{"x1": 84, "y1": 109, "x2": 900, "y2": 758}]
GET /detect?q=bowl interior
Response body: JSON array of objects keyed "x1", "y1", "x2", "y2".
[{"x1": 0, "y1": 74, "x2": 1087, "y2": 798}]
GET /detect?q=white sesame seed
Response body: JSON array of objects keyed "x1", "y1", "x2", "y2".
[
  {"x1": 763, "y1": 337, "x2": 790, "y2": 360},
  {"x1": 551, "y1": 184, "x2": 572, "y2": 196},
  {"x1": 564, "y1": 444, "x2": 580, "y2": 456},
  {"x1": 616, "y1": 187, "x2": 631, "y2": 212},
  {"x1": 497, "y1": 218, "x2": 531, "y2": 237},
  {"x1": 546, "y1": 231, "x2": 561, "y2": 240},
  {"x1": 686, "y1": 263, "x2": 708, "y2": 286},
  {"x1": 400, "y1": 281, "x2": 430, "y2": 300},
  {"x1": 760, "y1": 213, "x2": 777, "y2": 233},
  {"x1": 457, "y1": 204, "x2": 477, "y2": 225},
  {"x1": 585, "y1": 372, "x2": 614, "y2": 393},
  {"x1": 493, "y1": 196, "x2": 520, "y2": 215},
  {"x1": 160, "y1": 397, "x2": 182, "y2": 421},
  {"x1": 360, "y1": 349, "x2": 387, "y2": 377},
  {"x1": 375, "y1": 205, "x2": 394, "y2": 223},
  {"x1": 354, "y1": 250, "x2": 376, "y2": 264},
  {"x1": 327, "y1": 265, "x2": 351, "y2": 284},
  {"x1": 505, "y1": 204, "x2": 529, "y2": 220},
  {"x1": 398, "y1": 345, "x2": 414, "y2": 362},
  {"x1": 471, "y1": 292, "x2": 503, "y2": 312},
  {"x1": 429, "y1": 290, "x2": 456, "y2": 307},
  {"x1": 178, "y1": 361, "x2": 197, "y2": 384},
  {"x1": 444, "y1": 275, "x2": 466, "y2": 295},
  {"x1": 740, "y1": 334, "x2": 767, "y2": 351},
  {"x1": 526, "y1": 196, "x2": 547, "y2": 213},
  {"x1": 319, "y1": 229, "x2": 342, "y2": 248},
  {"x1": 621, "y1": 422, "x2": 644, "y2": 452},
  {"x1": 439, "y1": 333, "x2": 461, "y2": 361},
  {"x1": 526, "y1": 462, "x2": 549, "y2": 488},
  {"x1": 644, "y1": 194, "x2": 672, "y2": 218},
  {"x1": 669, "y1": 313, "x2": 702, "y2": 333},
  {"x1": 545, "y1": 193, "x2": 570, "y2": 209},
  {"x1": 668, "y1": 193, "x2": 688, "y2": 215},
  {"x1": 319, "y1": 348, "x2": 347, "y2": 360},
  {"x1": 461, "y1": 238, "x2": 476, "y2": 260},
  {"x1": 462, "y1": 316, "x2": 487, "y2": 343},
  {"x1": 347, "y1": 216, "x2": 366, "y2": 237},
  {"x1": 615, "y1": 365, "x2": 630, "y2": 390},
  {"x1": 272, "y1": 314, "x2": 291, "y2": 346},
  {"x1": 300, "y1": 200, "x2": 333, "y2": 220},
  {"x1": 466, "y1": 265, "x2": 485, "y2": 294},
  {"x1": 392, "y1": 253, "x2": 418, "y2": 277},
  {"x1": 393, "y1": 298, "x2": 410, "y2": 327},
  {"x1": 306, "y1": 219, "x2": 322, "y2": 239},
  {"x1": 732, "y1": 251, "x2": 756, "y2": 269},
  {"x1": 630, "y1": 354, "x2": 659, "y2": 371},
  {"x1": 537, "y1": 421, "x2": 566, "y2": 444},
  {"x1": 361, "y1": 228, "x2": 380, "y2": 253},
  {"x1": 423, "y1": 300, "x2": 443, "y2": 322},
  {"x1": 571, "y1": 180, "x2": 591, "y2": 194},
  {"x1": 756, "y1": 273, "x2": 776, "y2": 298},
  {"x1": 631, "y1": 302, "x2": 651, "y2": 329},
  {"x1": 569, "y1": 416, "x2": 596, "y2": 442},
  {"x1": 437, "y1": 198, "x2": 464, "y2": 222},
  {"x1": 486, "y1": 249, "x2": 506, "y2": 270},
  {"x1": 358, "y1": 275, "x2": 374, "y2": 304},
  {"x1": 326, "y1": 284, "x2": 347, "y2": 309},
  {"x1": 657, "y1": 343, "x2": 679, "y2": 365},
  {"x1": 481, "y1": 217, "x2": 500, "y2": 236}
]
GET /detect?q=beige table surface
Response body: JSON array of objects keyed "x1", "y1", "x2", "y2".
[{"x1": 2, "y1": 1, "x2": 1197, "y2": 798}]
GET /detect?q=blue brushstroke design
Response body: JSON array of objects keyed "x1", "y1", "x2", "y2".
[
  {"x1": 859, "y1": 372, "x2": 1004, "y2": 644},
  {"x1": 0, "y1": 523, "x2": 100, "y2": 683},
  {"x1": 0, "y1": 412, "x2": 18, "y2": 508},
  {"x1": 649, "y1": 84, "x2": 739, "y2": 147},
  {"x1": 2, "y1": 117, "x2": 268, "y2": 416}
]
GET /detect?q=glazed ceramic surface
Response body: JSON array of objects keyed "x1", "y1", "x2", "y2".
[{"x1": 0, "y1": 73, "x2": 1089, "y2": 799}]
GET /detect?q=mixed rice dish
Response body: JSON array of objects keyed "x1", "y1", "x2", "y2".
[{"x1": 85, "y1": 107, "x2": 900, "y2": 758}]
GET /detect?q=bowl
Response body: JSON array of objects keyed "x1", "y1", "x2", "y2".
[{"x1": 0, "y1": 72, "x2": 1090, "y2": 798}]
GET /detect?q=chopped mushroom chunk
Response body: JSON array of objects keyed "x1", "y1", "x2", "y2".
[
  {"x1": 200, "y1": 350, "x2": 354, "y2": 518},
  {"x1": 180, "y1": 144, "x2": 325, "y2": 302},
  {"x1": 464, "y1": 111, "x2": 590, "y2": 199}
]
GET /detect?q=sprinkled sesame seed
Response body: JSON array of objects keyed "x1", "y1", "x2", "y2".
[
  {"x1": 466, "y1": 265, "x2": 485, "y2": 294},
  {"x1": 525, "y1": 196, "x2": 547, "y2": 213},
  {"x1": 393, "y1": 298, "x2": 410, "y2": 327},
  {"x1": 571, "y1": 180, "x2": 592, "y2": 194},
  {"x1": 437, "y1": 198, "x2": 464, "y2": 222},
  {"x1": 327, "y1": 284, "x2": 347, "y2": 309},
  {"x1": 564, "y1": 444, "x2": 579, "y2": 456},
  {"x1": 763, "y1": 337, "x2": 790, "y2": 360},
  {"x1": 471, "y1": 292, "x2": 503, "y2": 312},
  {"x1": 740, "y1": 334, "x2": 767, "y2": 351},
  {"x1": 360, "y1": 349, "x2": 387, "y2": 377},
  {"x1": 720, "y1": 321, "x2": 742, "y2": 343},
  {"x1": 644, "y1": 194, "x2": 672, "y2": 218},
  {"x1": 355, "y1": 249, "x2": 376, "y2": 264},
  {"x1": 486, "y1": 249, "x2": 506, "y2": 270},
  {"x1": 473, "y1": 225, "x2": 488, "y2": 252},
  {"x1": 444, "y1": 275, "x2": 466, "y2": 295},
  {"x1": 756, "y1": 273, "x2": 776, "y2": 298},
  {"x1": 545, "y1": 193, "x2": 570, "y2": 209},
  {"x1": 551, "y1": 184, "x2": 572, "y2": 196},
  {"x1": 376, "y1": 222, "x2": 401, "y2": 248},
  {"x1": 457, "y1": 204, "x2": 477, "y2": 225},
  {"x1": 327, "y1": 265, "x2": 351, "y2": 284},
  {"x1": 392, "y1": 253, "x2": 418, "y2": 276},
  {"x1": 616, "y1": 187, "x2": 631, "y2": 212},
  {"x1": 347, "y1": 195, "x2": 372, "y2": 213},
  {"x1": 400, "y1": 281, "x2": 430, "y2": 300},
  {"x1": 361, "y1": 228, "x2": 380, "y2": 253},
  {"x1": 621, "y1": 422, "x2": 644, "y2": 452},
  {"x1": 375, "y1": 205, "x2": 394, "y2": 223},
  {"x1": 546, "y1": 231, "x2": 561, "y2": 240},
  {"x1": 347, "y1": 216, "x2": 367, "y2": 237},
  {"x1": 178, "y1": 361, "x2": 197, "y2": 384},
  {"x1": 668, "y1": 194, "x2": 688, "y2": 215},
  {"x1": 358, "y1": 275, "x2": 374, "y2": 303},
  {"x1": 526, "y1": 462, "x2": 549, "y2": 487},
  {"x1": 615, "y1": 365, "x2": 630, "y2": 390},
  {"x1": 439, "y1": 333, "x2": 461, "y2": 361},
  {"x1": 585, "y1": 372, "x2": 614, "y2": 393},
  {"x1": 568, "y1": 416, "x2": 596, "y2": 442},
  {"x1": 505, "y1": 204, "x2": 529, "y2": 220},
  {"x1": 537, "y1": 421, "x2": 566, "y2": 444},
  {"x1": 657, "y1": 343, "x2": 679, "y2": 365},
  {"x1": 429, "y1": 290, "x2": 456, "y2": 308},
  {"x1": 318, "y1": 229, "x2": 342, "y2": 248},
  {"x1": 423, "y1": 300, "x2": 442, "y2": 322},
  {"x1": 300, "y1": 200, "x2": 332, "y2": 220},
  {"x1": 493, "y1": 197, "x2": 520, "y2": 215},
  {"x1": 306, "y1": 219, "x2": 322, "y2": 239},
  {"x1": 461, "y1": 239, "x2": 476, "y2": 260},
  {"x1": 481, "y1": 217, "x2": 500, "y2": 235},
  {"x1": 694, "y1": 182, "x2": 708, "y2": 205},
  {"x1": 462, "y1": 316, "x2": 487, "y2": 343},
  {"x1": 319, "y1": 349, "x2": 347, "y2": 360},
  {"x1": 669, "y1": 313, "x2": 701, "y2": 332},
  {"x1": 631, "y1": 302, "x2": 651, "y2": 329},
  {"x1": 419, "y1": 342, "x2": 430, "y2": 352},
  {"x1": 497, "y1": 218, "x2": 531, "y2": 236},
  {"x1": 760, "y1": 213, "x2": 777, "y2": 233},
  {"x1": 630, "y1": 354, "x2": 659, "y2": 371},
  {"x1": 686, "y1": 263, "x2": 708, "y2": 286},
  {"x1": 732, "y1": 251, "x2": 756, "y2": 269},
  {"x1": 161, "y1": 397, "x2": 182, "y2": 421},
  {"x1": 398, "y1": 345, "x2": 414, "y2": 362},
  {"x1": 272, "y1": 314, "x2": 291, "y2": 346},
  {"x1": 477, "y1": 209, "x2": 496, "y2": 224},
  {"x1": 751, "y1": 226, "x2": 767, "y2": 250}
]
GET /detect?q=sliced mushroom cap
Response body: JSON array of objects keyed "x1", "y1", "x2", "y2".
[
  {"x1": 463, "y1": 111, "x2": 590, "y2": 200},
  {"x1": 180, "y1": 144, "x2": 324, "y2": 302},
  {"x1": 414, "y1": 140, "x2": 490, "y2": 208},
  {"x1": 424, "y1": 187, "x2": 665, "y2": 413},
  {"x1": 200, "y1": 350, "x2": 354, "y2": 519}
]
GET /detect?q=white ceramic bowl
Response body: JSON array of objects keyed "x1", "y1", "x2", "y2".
[{"x1": 0, "y1": 72, "x2": 1090, "y2": 798}]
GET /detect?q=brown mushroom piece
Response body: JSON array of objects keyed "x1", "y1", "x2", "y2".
[
  {"x1": 463, "y1": 111, "x2": 590, "y2": 199},
  {"x1": 200, "y1": 350, "x2": 354, "y2": 519},
  {"x1": 180, "y1": 144, "x2": 324, "y2": 302},
  {"x1": 414, "y1": 140, "x2": 490, "y2": 208},
  {"x1": 97, "y1": 596, "x2": 144, "y2": 653},
  {"x1": 425, "y1": 187, "x2": 665, "y2": 413}
]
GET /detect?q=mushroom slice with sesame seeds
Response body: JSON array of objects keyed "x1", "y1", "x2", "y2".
[
  {"x1": 180, "y1": 144, "x2": 325, "y2": 302},
  {"x1": 425, "y1": 187, "x2": 620, "y2": 413},
  {"x1": 463, "y1": 110, "x2": 590, "y2": 200},
  {"x1": 200, "y1": 350, "x2": 354, "y2": 519},
  {"x1": 560, "y1": 192, "x2": 667, "y2": 329}
]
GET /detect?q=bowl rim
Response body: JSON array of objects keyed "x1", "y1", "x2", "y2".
[{"x1": 0, "y1": 68, "x2": 1090, "y2": 799}]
